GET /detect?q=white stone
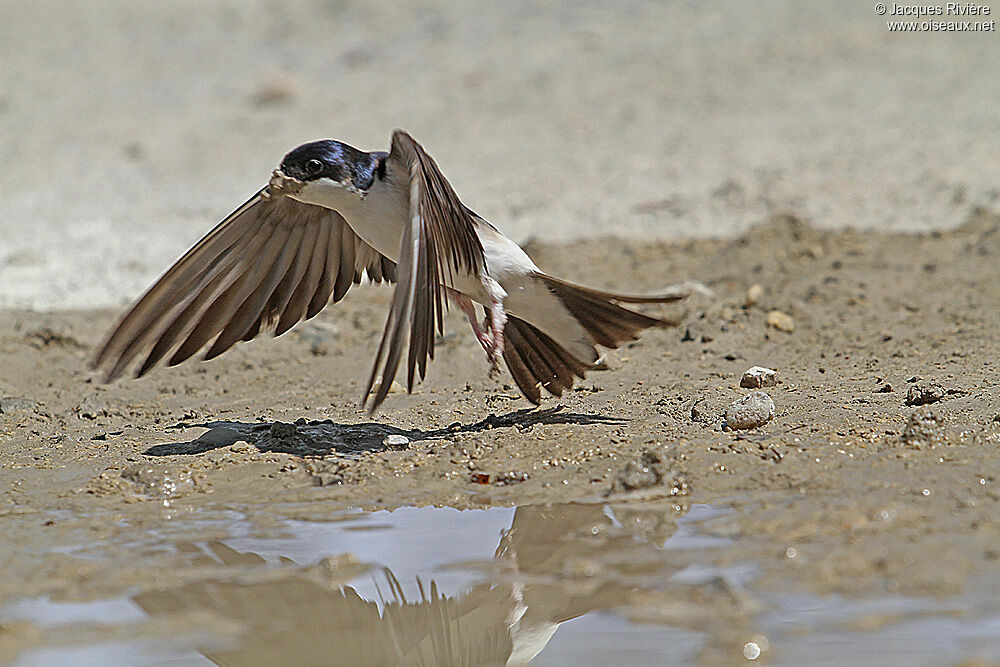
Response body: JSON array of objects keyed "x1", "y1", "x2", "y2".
[
  {"x1": 741, "y1": 366, "x2": 777, "y2": 388},
  {"x1": 383, "y1": 434, "x2": 410, "y2": 448},
  {"x1": 726, "y1": 392, "x2": 775, "y2": 430}
]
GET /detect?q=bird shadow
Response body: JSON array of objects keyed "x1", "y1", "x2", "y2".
[{"x1": 143, "y1": 405, "x2": 624, "y2": 457}]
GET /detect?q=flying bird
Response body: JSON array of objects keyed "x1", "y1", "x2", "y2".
[{"x1": 92, "y1": 130, "x2": 685, "y2": 411}]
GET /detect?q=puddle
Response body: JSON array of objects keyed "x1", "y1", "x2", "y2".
[{"x1": 3, "y1": 502, "x2": 1000, "y2": 665}]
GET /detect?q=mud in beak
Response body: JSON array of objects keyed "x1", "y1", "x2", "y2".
[{"x1": 265, "y1": 169, "x2": 304, "y2": 198}]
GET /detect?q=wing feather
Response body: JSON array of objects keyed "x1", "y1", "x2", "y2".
[
  {"x1": 168, "y1": 212, "x2": 293, "y2": 366},
  {"x1": 96, "y1": 192, "x2": 267, "y2": 380},
  {"x1": 361, "y1": 130, "x2": 486, "y2": 411},
  {"x1": 275, "y1": 217, "x2": 330, "y2": 336},
  {"x1": 92, "y1": 193, "x2": 396, "y2": 381}
]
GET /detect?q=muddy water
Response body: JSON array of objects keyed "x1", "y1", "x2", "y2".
[{"x1": 4, "y1": 501, "x2": 999, "y2": 665}]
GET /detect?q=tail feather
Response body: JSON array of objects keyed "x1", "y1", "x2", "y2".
[
  {"x1": 536, "y1": 274, "x2": 689, "y2": 304},
  {"x1": 501, "y1": 273, "x2": 685, "y2": 403},
  {"x1": 503, "y1": 317, "x2": 589, "y2": 404},
  {"x1": 537, "y1": 273, "x2": 680, "y2": 349}
]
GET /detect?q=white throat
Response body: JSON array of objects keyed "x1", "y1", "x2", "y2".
[{"x1": 290, "y1": 175, "x2": 408, "y2": 262}]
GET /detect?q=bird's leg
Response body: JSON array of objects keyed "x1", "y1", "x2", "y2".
[
  {"x1": 450, "y1": 290, "x2": 492, "y2": 356},
  {"x1": 481, "y1": 277, "x2": 507, "y2": 378},
  {"x1": 448, "y1": 282, "x2": 507, "y2": 377}
]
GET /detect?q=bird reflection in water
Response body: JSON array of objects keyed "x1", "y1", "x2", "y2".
[{"x1": 134, "y1": 503, "x2": 683, "y2": 666}]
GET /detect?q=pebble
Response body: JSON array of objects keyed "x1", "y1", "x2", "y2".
[
  {"x1": 906, "y1": 383, "x2": 944, "y2": 406},
  {"x1": 75, "y1": 396, "x2": 109, "y2": 420},
  {"x1": 745, "y1": 284, "x2": 764, "y2": 307},
  {"x1": 373, "y1": 379, "x2": 406, "y2": 394},
  {"x1": 383, "y1": 434, "x2": 410, "y2": 448},
  {"x1": 726, "y1": 392, "x2": 775, "y2": 430},
  {"x1": 612, "y1": 451, "x2": 662, "y2": 491},
  {"x1": 902, "y1": 408, "x2": 950, "y2": 449},
  {"x1": 608, "y1": 450, "x2": 689, "y2": 496},
  {"x1": 740, "y1": 366, "x2": 777, "y2": 388},
  {"x1": 766, "y1": 311, "x2": 795, "y2": 333}
]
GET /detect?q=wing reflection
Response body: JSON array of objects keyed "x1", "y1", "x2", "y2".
[{"x1": 134, "y1": 503, "x2": 683, "y2": 666}]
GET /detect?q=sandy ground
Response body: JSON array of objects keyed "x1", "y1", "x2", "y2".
[
  {"x1": 4, "y1": 210, "x2": 1000, "y2": 661},
  {"x1": 3, "y1": 1, "x2": 1000, "y2": 663}
]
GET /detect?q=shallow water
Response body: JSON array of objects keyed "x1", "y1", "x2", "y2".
[{"x1": 3, "y1": 502, "x2": 1000, "y2": 665}]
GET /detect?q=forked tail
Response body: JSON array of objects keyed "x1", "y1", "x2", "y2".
[{"x1": 502, "y1": 274, "x2": 685, "y2": 403}]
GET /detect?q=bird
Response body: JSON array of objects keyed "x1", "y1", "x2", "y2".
[{"x1": 91, "y1": 130, "x2": 686, "y2": 412}]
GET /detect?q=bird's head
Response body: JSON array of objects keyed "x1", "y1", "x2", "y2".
[{"x1": 271, "y1": 139, "x2": 387, "y2": 205}]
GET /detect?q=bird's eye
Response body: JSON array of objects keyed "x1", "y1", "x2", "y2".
[{"x1": 306, "y1": 159, "x2": 324, "y2": 175}]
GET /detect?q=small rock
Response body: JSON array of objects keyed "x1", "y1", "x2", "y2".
[
  {"x1": 614, "y1": 453, "x2": 660, "y2": 491},
  {"x1": 906, "y1": 383, "x2": 945, "y2": 406},
  {"x1": 875, "y1": 383, "x2": 893, "y2": 393},
  {"x1": 75, "y1": 396, "x2": 109, "y2": 420},
  {"x1": 308, "y1": 460, "x2": 348, "y2": 487},
  {"x1": 608, "y1": 450, "x2": 688, "y2": 496},
  {"x1": 740, "y1": 366, "x2": 777, "y2": 388},
  {"x1": 383, "y1": 434, "x2": 410, "y2": 448},
  {"x1": 745, "y1": 284, "x2": 764, "y2": 308},
  {"x1": 297, "y1": 320, "x2": 341, "y2": 357},
  {"x1": 495, "y1": 471, "x2": 529, "y2": 485},
  {"x1": 766, "y1": 311, "x2": 795, "y2": 333},
  {"x1": 725, "y1": 392, "x2": 775, "y2": 430},
  {"x1": 592, "y1": 353, "x2": 612, "y2": 370},
  {"x1": 372, "y1": 378, "x2": 406, "y2": 395},
  {"x1": 902, "y1": 408, "x2": 950, "y2": 449},
  {"x1": 470, "y1": 472, "x2": 491, "y2": 484}
]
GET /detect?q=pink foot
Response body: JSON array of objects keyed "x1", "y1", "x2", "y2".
[
  {"x1": 455, "y1": 293, "x2": 492, "y2": 355},
  {"x1": 450, "y1": 282, "x2": 507, "y2": 376}
]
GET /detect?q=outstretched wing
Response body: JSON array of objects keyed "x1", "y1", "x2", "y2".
[
  {"x1": 91, "y1": 191, "x2": 396, "y2": 381},
  {"x1": 361, "y1": 130, "x2": 486, "y2": 412}
]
